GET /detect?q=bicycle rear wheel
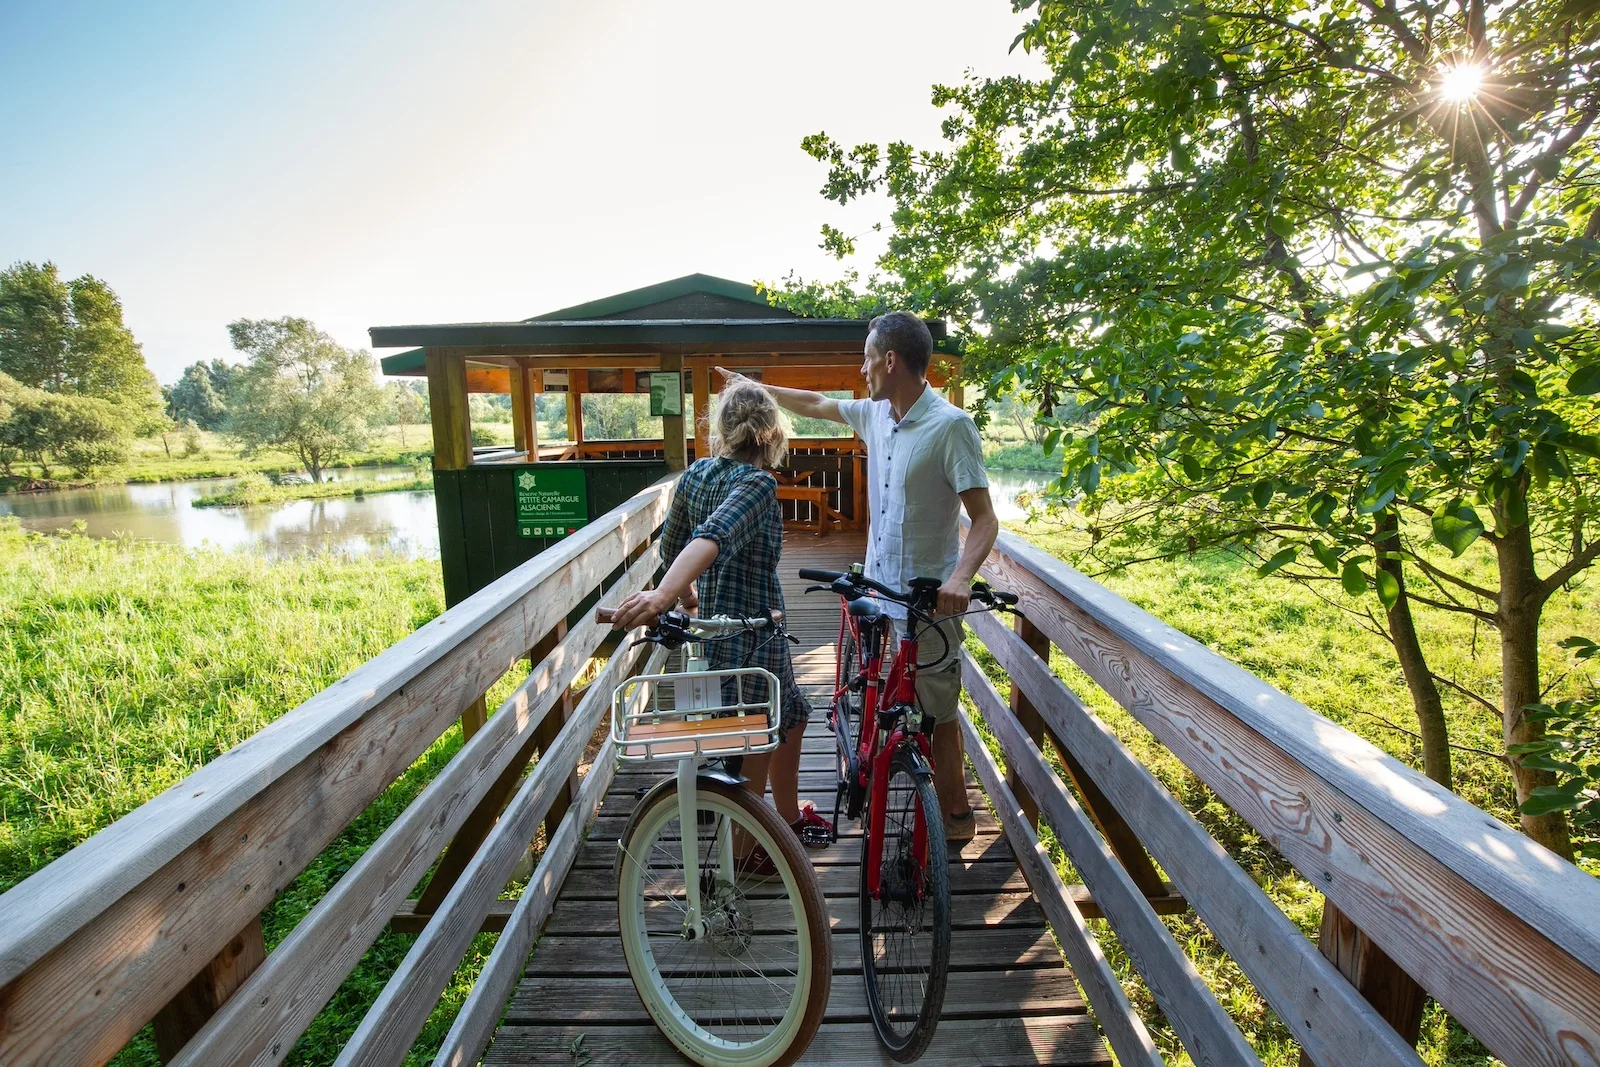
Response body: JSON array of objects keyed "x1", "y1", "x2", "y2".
[
  {"x1": 618, "y1": 778, "x2": 831, "y2": 1067},
  {"x1": 860, "y1": 744, "x2": 951, "y2": 1061}
]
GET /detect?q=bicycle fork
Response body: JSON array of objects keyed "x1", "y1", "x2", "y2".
[{"x1": 674, "y1": 758, "x2": 732, "y2": 941}]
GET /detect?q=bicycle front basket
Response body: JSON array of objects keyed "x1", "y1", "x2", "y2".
[{"x1": 611, "y1": 667, "x2": 782, "y2": 762}]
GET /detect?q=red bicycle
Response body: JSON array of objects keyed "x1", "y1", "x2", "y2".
[{"x1": 797, "y1": 565, "x2": 1017, "y2": 1061}]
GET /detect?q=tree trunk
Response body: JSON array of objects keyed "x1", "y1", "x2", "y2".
[
  {"x1": 1374, "y1": 512, "x2": 1453, "y2": 789},
  {"x1": 1496, "y1": 489, "x2": 1574, "y2": 859}
]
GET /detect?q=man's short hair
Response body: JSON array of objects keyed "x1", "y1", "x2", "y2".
[{"x1": 868, "y1": 311, "x2": 933, "y2": 379}]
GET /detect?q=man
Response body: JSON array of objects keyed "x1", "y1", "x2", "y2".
[{"x1": 717, "y1": 310, "x2": 999, "y2": 841}]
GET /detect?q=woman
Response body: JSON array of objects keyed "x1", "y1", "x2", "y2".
[{"x1": 610, "y1": 380, "x2": 831, "y2": 852}]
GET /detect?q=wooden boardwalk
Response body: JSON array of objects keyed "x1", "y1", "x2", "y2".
[{"x1": 485, "y1": 532, "x2": 1110, "y2": 1066}]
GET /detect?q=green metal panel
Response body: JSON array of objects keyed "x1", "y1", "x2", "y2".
[{"x1": 431, "y1": 460, "x2": 670, "y2": 607}]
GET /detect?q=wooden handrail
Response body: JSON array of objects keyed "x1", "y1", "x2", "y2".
[
  {"x1": 0, "y1": 475, "x2": 680, "y2": 1066},
  {"x1": 970, "y1": 526, "x2": 1600, "y2": 1064}
]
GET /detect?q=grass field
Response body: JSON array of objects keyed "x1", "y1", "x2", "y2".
[{"x1": 1, "y1": 502, "x2": 1594, "y2": 1063}]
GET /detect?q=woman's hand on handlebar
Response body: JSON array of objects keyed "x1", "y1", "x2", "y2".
[{"x1": 609, "y1": 588, "x2": 679, "y2": 630}]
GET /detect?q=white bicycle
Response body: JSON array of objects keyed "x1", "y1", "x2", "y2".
[{"x1": 598, "y1": 607, "x2": 831, "y2": 1067}]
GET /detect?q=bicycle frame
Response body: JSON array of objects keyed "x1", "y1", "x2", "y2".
[{"x1": 834, "y1": 606, "x2": 935, "y2": 901}]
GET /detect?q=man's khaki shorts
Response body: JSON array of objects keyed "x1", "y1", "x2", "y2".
[{"x1": 888, "y1": 614, "x2": 965, "y2": 725}]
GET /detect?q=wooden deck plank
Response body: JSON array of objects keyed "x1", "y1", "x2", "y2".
[
  {"x1": 485, "y1": 531, "x2": 1109, "y2": 1066},
  {"x1": 485, "y1": 1018, "x2": 1112, "y2": 1066}
]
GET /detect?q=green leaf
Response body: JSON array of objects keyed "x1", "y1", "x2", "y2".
[
  {"x1": 1375, "y1": 568, "x2": 1400, "y2": 610},
  {"x1": 1569, "y1": 364, "x2": 1600, "y2": 396},
  {"x1": 1309, "y1": 540, "x2": 1341, "y2": 572},
  {"x1": 1268, "y1": 216, "x2": 1293, "y2": 238},
  {"x1": 1430, "y1": 500, "x2": 1485, "y2": 557},
  {"x1": 1341, "y1": 560, "x2": 1367, "y2": 596},
  {"x1": 1258, "y1": 547, "x2": 1298, "y2": 577},
  {"x1": 1307, "y1": 492, "x2": 1336, "y2": 527},
  {"x1": 1081, "y1": 462, "x2": 1101, "y2": 493},
  {"x1": 1251, "y1": 480, "x2": 1274, "y2": 509},
  {"x1": 1180, "y1": 453, "x2": 1203, "y2": 480},
  {"x1": 1520, "y1": 784, "x2": 1584, "y2": 817}
]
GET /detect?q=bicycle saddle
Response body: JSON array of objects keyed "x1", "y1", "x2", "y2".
[{"x1": 848, "y1": 597, "x2": 882, "y2": 619}]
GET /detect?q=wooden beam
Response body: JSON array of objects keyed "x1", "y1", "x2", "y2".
[
  {"x1": 567, "y1": 369, "x2": 587, "y2": 446},
  {"x1": 660, "y1": 353, "x2": 687, "y2": 471},
  {"x1": 426, "y1": 349, "x2": 471, "y2": 472},
  {"x1": 0, "y1": 480, "x2": 677, "y2": 1066},
  {"x1": 465, "y1": 368, "x2": 511, "y2": 394},
  {"x1": 963, "y1": 654, "x2": 1264, "y2": 1066},
  {"x1": 334, "y1": 643, "x2": 661, "y2": 1065},
  {"x1": 1300, "y1": 905, "x2": 1426, "y2": 1067},
  {"x1": 152, "y1": 918, "x2": 265, "y2": 1063},
  {"x1": 168, "y1": 550, "x2": 657, "y2": 1066},
  {"x1": 966, "y1": 606, "x2": 1428, "y2": 1067},
  {"x1": 971, "y1": 529, "x2": 1600, "y2": 1064},
  {"x1": 1007, "y1": 615, "x2": 1048, "y2": 827},
  {"x1": 956, "y1": 710, "x2": 1164, "y2": 1067}
]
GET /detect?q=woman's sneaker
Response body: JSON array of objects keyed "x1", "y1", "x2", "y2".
[
  {"x1": 790, "y1": 802, "x2": 835, "y2": 849},
  {"x1": 735, "y1": 846, "x2": 783, "y2": 884}
]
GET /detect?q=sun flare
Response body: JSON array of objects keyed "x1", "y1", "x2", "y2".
[{"x1": 1437, "y1": 62, "x2": 1485, "y2": 103}]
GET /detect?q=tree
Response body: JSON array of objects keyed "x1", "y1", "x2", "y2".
[
  {"x1": 799, "y1": 0, "x2": 1600, "y2": 856},
  {"x1": 0, "y1": 262, "x2": 163, "y2": 431},
  {"x1": 387, "y1": 382, "x2": 424, "y2": 447},
  {"x1": 0, "y1": 375, "x2": 131, "y2": 478},
  {"x1": 227, "y1": 317, "x2": 384, "y2": 483},
  {"x1": 168, "y1": 363, "x2": 229, "y2": 430}
]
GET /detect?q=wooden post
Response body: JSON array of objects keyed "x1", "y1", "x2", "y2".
[
  {"x1": 948, "y1": 379, "x2": 965, "y2": 409},
  {"x1": 152, "y1": 917, "x2": 266, "y2": 1062},
  {"x1": 509, "y1": 363, "x2": 534, "y2": 456},
  {"x1": 426, "y1": 348, "x2": 471, "y2": 472},
  {"x1": 567, "y1": 369, "x2": 586, "y2": 450},
  {"x1": 533, "y1": 621, "x2": 578, "y2": 841},
  {"x1": 1300, "y1": 904, "x2": 1426, "y2": 1066},
  {"x1": 426, "y1": 349, "x2": 486, "y2": 734},
  {"x1": 660, "y1": 353, "x2": 687, "y2": 471},
  {"x1": 692, "y1": 358, "x2": 712, "y2": 461}
]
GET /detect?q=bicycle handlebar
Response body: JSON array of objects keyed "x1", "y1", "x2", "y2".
[
  {"x1": 595, "y1": 606, "x2": 785, "y2": 631},
  {"x1": 797, "y1": 568, "x2": 1018, "y2": 611}
]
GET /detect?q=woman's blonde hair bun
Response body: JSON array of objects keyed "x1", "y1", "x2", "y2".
[{"x1": 710, "y1": 379, "x2": 790, "y2": 468}]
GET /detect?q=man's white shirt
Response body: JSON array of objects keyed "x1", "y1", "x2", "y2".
[{"x1": 838, "y1": 384, "x2": 989, "y2": 619}]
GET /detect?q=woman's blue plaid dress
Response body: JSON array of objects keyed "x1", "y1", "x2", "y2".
[{"x1": 660, "y1": 457, "x2": 811, "y2": 734}]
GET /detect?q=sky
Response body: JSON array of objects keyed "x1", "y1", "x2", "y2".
[{"x1": 0, "y1": 1, "x2": 1046, "y2": 384}]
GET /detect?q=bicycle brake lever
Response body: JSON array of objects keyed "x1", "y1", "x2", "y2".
[
  {"x1": 803, "y1": 584, "x2": 829, "y2": 593},
  {"x1": 787, "y1": 633, "x2": 800, "y2": 644}
]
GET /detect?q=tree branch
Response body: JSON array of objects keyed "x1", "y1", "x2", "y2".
[{"x1": 1540, "y1": 539, "x2": 1600, "y2": 601}]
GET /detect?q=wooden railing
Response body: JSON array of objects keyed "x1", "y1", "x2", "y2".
[
  {"x1": 959, "y1": 527, "x2": 1600, "y2": 1067},
  {"x1": 0, "y1": 476, "x2": 681, "y2": 1067}
]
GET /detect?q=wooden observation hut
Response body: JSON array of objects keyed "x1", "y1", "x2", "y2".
[{"x1": 371, "y1": 273, "x2": 960, "y2": 608}]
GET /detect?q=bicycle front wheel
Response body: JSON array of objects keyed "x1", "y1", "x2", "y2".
[
  {"x1": 618, "y1": 779, "x2": 831, "y2": 1067},
  {"x1": 860, "y1": 744, "x2": 951, "y2": 1061}
]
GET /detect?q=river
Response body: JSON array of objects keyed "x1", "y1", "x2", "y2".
[{"x1": 0, "y1": 466, "x2": 1056, "y2": 560}]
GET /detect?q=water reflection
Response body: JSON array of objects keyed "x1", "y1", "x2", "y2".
[
  {"x1": 0, "y1": 464, "x2": 1053, "y2": 561},
  {"x1": 0, "y1": 466, "x2": 439, "y2": 560}
]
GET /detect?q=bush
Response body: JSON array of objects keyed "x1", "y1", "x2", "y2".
[{"x1": 469, "y1": 425, "x2": 496, "y2": 446}]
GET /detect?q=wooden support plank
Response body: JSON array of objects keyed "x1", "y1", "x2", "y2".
[
  {"x1": 333, "y1": 640, "x2": 660, "y2": 1066},
  {"x1": 152, "y1": 917, "x2": 264, "y2": 1062},
  {"x1": 567, "y1": 369, "x2": 587, "y2": 446},
  {"x1": 970, "y1": 532, "x2": 1600, "y2": 1064},
  {"x1": 465, "y1": 368, "x2": 511, "y2": 394},
  {"x1": 660, "y1": 352, "x2": 686, "y2": 471},
  {"x1": 430, "y1": 735, "x2": 624, "y2": 1067},
  {"x1": 1299, "y1": 904, "x2": 1426, "y2": 1067},
  {"x1": 168, "y1": 550, "x2": 658, "y2": 1067},
  {"x1": 954, "y1": 710, "x2": 1164, "y2": 1067},
  {"x1": 534, "y1": 620, "x2": 578, "y2": 842},
  {"x1": 962, "y1": 652, "x2": 1263, "y2": 1066},
  {"x1": 426, "y1": 348, "x2": 471, "y2": 471},
  {"x1": 967, "y1": 608, "x2": 1428, "y2": 1067},
  {"x1": 0, "y1": 478, "x2": 676, "y2": 1067}
]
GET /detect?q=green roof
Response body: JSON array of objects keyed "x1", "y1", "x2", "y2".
[{"x1": 374, "y1": 274, "x2": 951, "y2": 377}]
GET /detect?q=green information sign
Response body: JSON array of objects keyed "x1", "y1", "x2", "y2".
[{"x1": 515, "y1": 467, "x2": 588, "y2": 539}]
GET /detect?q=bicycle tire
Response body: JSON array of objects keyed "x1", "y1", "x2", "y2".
[
  {"x1": 832, "y1": 628, "x2": 861, "y2": 830},
  {"x1": 618, "y1": 778, "x2": 831, "y2": 1067},
  {"x1": 859, "y1": 744, "x2": 951, "y2": 1061}
]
